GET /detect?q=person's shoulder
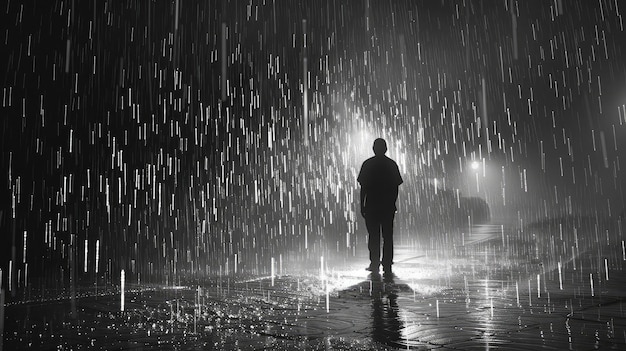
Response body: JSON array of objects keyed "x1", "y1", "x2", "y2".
[
  {"x1": 385, "y1": 156, "x2": 400, "y2": 166},
  {"x1": 362, "y1": 156, "x2": 377, "y2": 165},
  {"x1": 359, "y1": 157, "x2": 374, "y2": 174}
]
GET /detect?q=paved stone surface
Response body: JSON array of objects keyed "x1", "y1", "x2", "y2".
[{"x1": 4, "y1": 222, "x2": 626, "y2": 349}]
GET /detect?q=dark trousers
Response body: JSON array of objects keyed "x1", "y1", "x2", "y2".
[{"x1": 365, "y1": 212, "x2": 395, "y2": 268}]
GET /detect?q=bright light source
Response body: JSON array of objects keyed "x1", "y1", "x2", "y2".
[{"x1": 471, "y1": 161, "x2": 480, "y2": 170}]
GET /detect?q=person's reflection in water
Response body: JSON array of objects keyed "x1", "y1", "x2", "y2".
[{"x1": 369, "y1": 273, "x2": 403, "y2": 348}]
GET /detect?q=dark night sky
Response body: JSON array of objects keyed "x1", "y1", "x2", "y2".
[{"x1": 1, "y1": 0, "x2": 626, "y2": 295}]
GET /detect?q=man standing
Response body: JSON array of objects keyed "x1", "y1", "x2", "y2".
[{"x1": 357, "y1": 138, "x2": 403, "y2": 274}]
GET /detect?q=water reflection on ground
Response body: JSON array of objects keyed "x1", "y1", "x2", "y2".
[
  {"x1": 369, "y1": 273, "x2": 403, "y2": 349},
  {"x1": 4, "y1": 222, "x2": 626, "y2": 349}
]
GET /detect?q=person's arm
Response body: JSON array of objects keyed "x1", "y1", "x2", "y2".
[
  {"x1": 360, "y1": 187, "x2": 367, "y2": 217},
  {"x1": 391, "y1": 186, "x2": 399, "y2": 203},
  {"x1": 392, "y1": 163, "x2": 402, "y2": 212},
  {"x1": 357, "y1": 162, "x2": 367, "y2": 217}
]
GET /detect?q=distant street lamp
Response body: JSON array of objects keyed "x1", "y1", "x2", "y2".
[{"x1": 468, "y1": 159, "x2": 484, "y2": 193}]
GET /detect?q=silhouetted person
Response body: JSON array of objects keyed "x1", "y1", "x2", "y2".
[{"x1": 358, "y1": 138, "x2": 403, "y2": 274}]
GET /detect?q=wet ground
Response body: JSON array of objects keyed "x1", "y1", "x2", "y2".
[{"x1": 4, "y1": 223, "x2": 626, "y2": 350}]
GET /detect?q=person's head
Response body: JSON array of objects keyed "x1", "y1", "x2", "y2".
[{"x1": 373, "y1": 138, "x2": 387, "y2": 156}]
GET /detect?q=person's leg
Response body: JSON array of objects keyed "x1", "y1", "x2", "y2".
[
  {"x1": 381, "y1": 213, "x2": 395, "y2": 272},
  {"x1": 365, "y1": 215, "x2": 381, "y2": 270}
]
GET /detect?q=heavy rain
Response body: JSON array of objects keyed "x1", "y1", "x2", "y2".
[{"x1": 1, "y1": 0, "x2": 626, "y2": 349}]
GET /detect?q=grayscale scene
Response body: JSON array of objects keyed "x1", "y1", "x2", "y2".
[{"x1": 1, "y1": 1, "x2": 626, "y2": 349}]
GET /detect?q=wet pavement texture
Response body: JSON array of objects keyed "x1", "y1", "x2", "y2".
[{"x1": 4, "y1": 223, "x2": 626, "y2": 350}]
